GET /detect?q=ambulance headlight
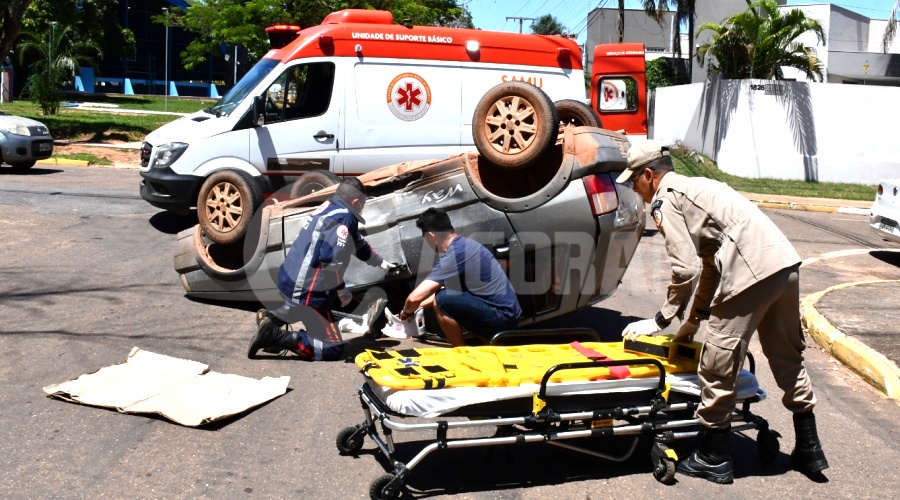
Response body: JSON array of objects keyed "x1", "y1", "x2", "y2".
[
  {"x1": 153, "y1": 142, "x2": 189, "y2": 168},
  {"x1": 466, "y1": 40, "x2": 480, "y2": 53}
]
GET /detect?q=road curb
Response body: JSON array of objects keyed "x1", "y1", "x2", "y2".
[
  {"x1": 801, "y1": 280, "x2": 900, "y2": 400},
  {"x1": 751, "y1": 200, "x2": 869, "y2": 215},
  {"x1": 37, "y1": 158, "x2": 91, "y2": 167}
]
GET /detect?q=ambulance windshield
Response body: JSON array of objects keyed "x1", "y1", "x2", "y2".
[{"x1": 210, "y1": 58, "x2": 280, "y2": 117}]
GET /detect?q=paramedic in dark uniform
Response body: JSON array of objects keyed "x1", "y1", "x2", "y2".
[
  {"x1": 617, "y1": 141, "x2": 828, "y2": 484},
  {"x1": 398, "y1": 208, "x2": 521, "y2": 347},
  {"x1": 249, "y1": 177, "x2": 396, "y2": 360}
]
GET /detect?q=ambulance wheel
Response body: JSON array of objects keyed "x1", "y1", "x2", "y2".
[
  {"x1": 472, "y1": 81, "x2": 558, "y2": 170},
  {"x1": 197, "y1": 170, "x2": 263, "y2": 245},
  {"x1": 336, "y1": 425, "x2": 366, "y2": 455},
  {"x1": 555, "y1": 99, "x2": 602, "y2": 128},
  {"x1": 757, "y1": 426, "x2": 781, "y2": 464},
  {"x1": 369, "y1": 473, "x2": 403, "y2": 500},
  {"x1": 290, "y1": 170, "x2": 340, "y2": 200}
]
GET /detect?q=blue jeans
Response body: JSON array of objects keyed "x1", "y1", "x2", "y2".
[{"x1": 434, "y1": 289, "x2": 519, "y2": 340}]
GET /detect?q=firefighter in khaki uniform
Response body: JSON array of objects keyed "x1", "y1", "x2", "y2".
[{"x1": 616, "y1": 141, "x2": 828, "y2": 484}]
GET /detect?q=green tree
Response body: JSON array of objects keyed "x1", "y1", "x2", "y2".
[
  {"x1": 530, "y1": 14, "x2": 565, "y2": 36},
  {"x1": 22, "y1": 0, "x2": 131, "y2": 62},
  {"x1": 642, "y1": 0, "x2": 696, "y2": 80},
  {"x1": 170, "y1": 0, "x2": 473, "y2": 71},
  {"x1": 883, "y1": 0, "x2": 899, "y2": 53},
  {"x1": 0, "y1": 0, "x2": 34, "y2": 63},
  {"x1": 646, "y1": 57, "x2": 677, "y2": 90},
  {"x1": 16, "y1": 24, "x2": 100, "y2": 114},
  {"x1": 696, "y1": 0, "x2": 825, "y2": 81}
]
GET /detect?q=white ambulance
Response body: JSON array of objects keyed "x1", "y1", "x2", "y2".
[{"x1": 139, "y1": 9, "x2": 643, "y2": 244}]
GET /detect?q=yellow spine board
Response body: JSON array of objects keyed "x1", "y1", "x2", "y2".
[{"x1": 356, "y1": 339, "x2": 702, "y2": 390}]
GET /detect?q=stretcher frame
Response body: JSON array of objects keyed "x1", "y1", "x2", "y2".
[{"x1": 338, "y1": 349, "x2": 780, "y2": 500}]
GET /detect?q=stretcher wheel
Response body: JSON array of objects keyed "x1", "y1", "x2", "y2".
[
  {"x1": 650, "y1": 442, "x2": 677, "y2": 484},
  {"x1": 336, "y1": 425, "x2": 366, "y2": 455},
  {"x1": 653, "y1": 458, "x2": 677, "y2": 484},
  {"x1": 757, "y1": 426, "x2": 781, "y2": 464},
  {"x1": 369, "y1": 473, "x2": 403, "y2": 500}
]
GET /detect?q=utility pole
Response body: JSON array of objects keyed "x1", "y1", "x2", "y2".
[
  {"x1": 163, "y1": 7, "x2": 169, "y2": 112},
  {"x1": 506, "y1": 16, "x2": 538, "y2": 34}
]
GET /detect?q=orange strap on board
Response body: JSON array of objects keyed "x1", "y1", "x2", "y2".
[{"x1": 570, "y1": 341, "x2": 631, "y2": 379}]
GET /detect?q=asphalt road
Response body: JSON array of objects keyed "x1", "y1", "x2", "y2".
[{"x1": 1, "y1": 165, "x2": 899, "y2": 499}]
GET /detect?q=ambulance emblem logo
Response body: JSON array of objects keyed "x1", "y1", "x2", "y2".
[
  {"x1": 387, "y1": 73, "x2": 431, "y2": 121},
  {"x1": 336, "y1": 225, "x2": 349, "y2": 240}
]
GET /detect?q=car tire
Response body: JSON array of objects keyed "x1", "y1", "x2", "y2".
[
  {"x1": 9, "y1": 161, "x2": 36, "y2": 171},
  {"x1": 555, "y1": 99, "x2": 602, "y2": 128},
  {"x1": 197, "y1": 169, "x2": 263, "y2": 245},
  {"x1": 472, "y1": 81, "x2": 558, "y2": 170},
  {"x1": 289, "y1": 170, "x2": 340, "y2": 200}
]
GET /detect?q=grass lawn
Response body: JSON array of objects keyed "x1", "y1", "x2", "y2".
[
  {"x1": 0, "y1": 95, "x2": 214, "y2": 142},
  {"x1": 670, "y1": 146, "x2": 877, "y2": 202}
]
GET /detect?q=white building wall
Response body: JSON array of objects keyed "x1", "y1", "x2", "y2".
[
  {"x1": 653, "y1": 79, "x2": 900, "y2": 185},
  {"x1": 869, "y1": 19, "x2": 900, "y2": 53}
]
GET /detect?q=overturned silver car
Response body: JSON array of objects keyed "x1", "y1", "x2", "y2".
[{"x1": 174, "y1": 125, "x2": 645, "y2": 329}]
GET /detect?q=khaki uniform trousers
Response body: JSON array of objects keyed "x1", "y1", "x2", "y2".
[{"x1": 697, "y1": 264, "x2": 816, "y2": 428}]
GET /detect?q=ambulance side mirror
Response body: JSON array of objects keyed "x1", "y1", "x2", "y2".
[{"x1": 253, "y1": 96, "x2": 266, "y2": 126}]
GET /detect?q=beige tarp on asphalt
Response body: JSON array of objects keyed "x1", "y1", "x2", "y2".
[{"x1": 43, "y1": 347, "x2": 290, "y2": 427}]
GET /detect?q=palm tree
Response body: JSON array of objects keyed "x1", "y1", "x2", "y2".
[
  {"x1": 531, "y1": 14, "x2": 566, "y2": 36},
  {"x1": 883, "y1": 0, "x2": 900, "y2": 53},
  {"x1": 696, "y1": 0, "x2": 825, "y2": 81},
  {"x1": 16, "y1": 24, "x2": 101, "y2": 115},
  {"x1": 642, "y1": 0, "x2": 697, "y2": 80}
]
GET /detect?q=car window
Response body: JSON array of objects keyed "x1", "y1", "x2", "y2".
[
  {"x1": 596, "y1": 76, "x2": 638, "y2": 113},
  {"x1": 263, "y1": 62, "x2": 335, "y2": 123}
]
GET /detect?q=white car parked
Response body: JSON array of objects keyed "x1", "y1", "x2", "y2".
[{"x1": 870, "y1": 178, "x2": 900, "y2": 244}]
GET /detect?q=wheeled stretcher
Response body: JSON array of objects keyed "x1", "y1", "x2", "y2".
[{"x1": 337, "y1": 334, "x2": 780, "y2": 499}]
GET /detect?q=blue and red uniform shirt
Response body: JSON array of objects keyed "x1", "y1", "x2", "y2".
[{"x1": 278, "y1": 195, "x2": 383, "y2": 306}]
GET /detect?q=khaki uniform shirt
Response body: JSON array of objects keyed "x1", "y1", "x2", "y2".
[{"x1": 652, "y1": 172, "x2": 801, "y2": 322}]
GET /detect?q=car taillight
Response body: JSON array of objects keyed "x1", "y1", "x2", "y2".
[
  {"x1": 878, "y1": 184, "x2": 884, "y2": 196},
  {"x1": 582, "y1": 173, "x2": 618, "y2": 216}
]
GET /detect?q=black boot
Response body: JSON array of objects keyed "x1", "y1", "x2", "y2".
[
  {"x1": 256, "y1": 308, "x2": 286, "y2": 327},
  {"x1": 677, "y1": 427, "x2": 734, "y2": 484},
  {"x1": 248, "y1": 316, "x2": 299, "y2": 359},
  {"x1": 791, "y1": 411, "x2": 829, "y2": 474}
]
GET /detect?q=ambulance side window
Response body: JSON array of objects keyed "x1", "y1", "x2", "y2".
[
  {"x1": 595, "y1": 77, "x2": 638, "y2": 113},
  {"x1": 263, "y1": 62, "x2": 335, "y2": 124}
]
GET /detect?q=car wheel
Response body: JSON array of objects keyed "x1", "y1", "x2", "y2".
[
  {"x1": 10, "y1": 161, "x2": 36, "y2": 172},
  {"x1": 289, "y1": 170, "x2": 340, "y2": 199},
  {"x1": 197, "y1": 170, "x2": 263, "y2": 245},
  {"x1": 472, "y1": 81, "x2": 558, "y2": 170},
  {"x1": 555, "y1": 99, "x2": 602, "y2": 128}
]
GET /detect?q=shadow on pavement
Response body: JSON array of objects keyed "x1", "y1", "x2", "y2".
[
  {"x1": 529, "y1": 307, "x2": 636, "y2": 342},
  {"x1": 0, "y1": 167, "x2": 63, "y2": 175},
  {"x1": 871, "y1": 250, "x2": 900, "y2": 267},
  {"x1": 149, "y1": 210, "x2": 198, "y2": 234}
]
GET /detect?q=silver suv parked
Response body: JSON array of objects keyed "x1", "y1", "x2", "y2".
[{"x1": 0, "y1": 110, "x2": 53, "y2": 171}]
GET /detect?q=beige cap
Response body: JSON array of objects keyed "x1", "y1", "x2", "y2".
[{"x1": 615, "y1": 140, "x2": 670, "y2": 184}]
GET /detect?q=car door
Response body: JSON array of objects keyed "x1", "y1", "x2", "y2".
[{"x1": 248, "y1": 60, "x2": 341, "y2": 196}]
